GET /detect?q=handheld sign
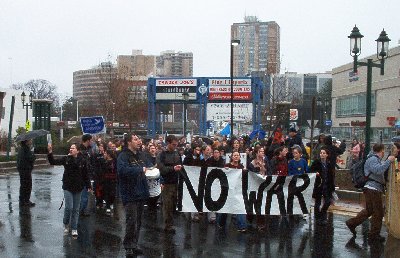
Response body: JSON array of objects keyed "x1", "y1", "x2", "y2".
[{"x1": 80, "y1": 116, "x2": 106, "y2": 135}]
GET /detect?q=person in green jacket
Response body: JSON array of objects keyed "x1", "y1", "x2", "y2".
[{"x1": 17, "y1": 139, "x2": 36, "y2": 207}]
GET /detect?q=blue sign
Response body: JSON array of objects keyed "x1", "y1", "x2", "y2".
[
  {"x1": 80, "y1": 116, "x2": 106, "y2": 134},
  {"x1": 325, "y1": 120, "x2": 332, "y2": 126}
]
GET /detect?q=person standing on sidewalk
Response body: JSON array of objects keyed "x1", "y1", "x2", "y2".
[
  {"x1": 157, "y1": 135, "x2": 182, "y2": 234},
  {"x1": 17, "y1": 139, "x2": 36, "y2": 207},
  {"x1": 117, "y1": 133, "x2": 151, "y2": 256},
  {"x1": 346, "y1": 143, "x2": 395, "y2": 243},
  {"x1": 47, "y1": 143, "x2": 91, "y2": 237}
]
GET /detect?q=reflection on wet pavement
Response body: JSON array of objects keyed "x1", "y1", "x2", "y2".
[{"x1": 0, "y1": 167, "x2": 399, "y2": 257}]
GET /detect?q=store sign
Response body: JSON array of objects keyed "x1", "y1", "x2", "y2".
[
  {"x1": 208, "y1": 79, "x2": 252, "y2": 100},
  {"x1": 155, "y1": 79, "x2": 197, "y2": 100},
  {"x1": 289, "y1": 109, "x2": 298, "y2": 121},
  {"x1": 351, "y1": 120, "x2": 366, "y2": 127}
]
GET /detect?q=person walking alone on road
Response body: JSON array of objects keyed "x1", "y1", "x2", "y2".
[
  {"x1": 345, "y1": 143, "x2": 395, "y2": 243},
  {"x1": 117, "y1": 133, "x2": 151, "y2": 256},
  {"x1": 17, "y1": 139, "x2": 36, "y2": 207},
  {"x1": 47, "y1": 143, "x2": 91, "y2": 237}
]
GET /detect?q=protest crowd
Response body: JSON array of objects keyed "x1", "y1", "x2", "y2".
[{"x1": 16, "y1": 127, "x2": 399, "y2": 256}]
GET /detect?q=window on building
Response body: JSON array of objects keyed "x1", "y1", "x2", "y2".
[{"x1": 336, "y1": 93, "x2": 376, "y2": 117}]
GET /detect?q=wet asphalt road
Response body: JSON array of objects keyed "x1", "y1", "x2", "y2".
[{"x1": 0, "y1": 166, "x2": 399, "y2": 258}]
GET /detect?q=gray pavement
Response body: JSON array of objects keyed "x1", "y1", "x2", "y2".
[{"x1": 1, "y1": 166, "x2": 399, "y2": 257}]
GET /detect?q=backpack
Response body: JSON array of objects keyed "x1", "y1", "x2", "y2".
[{"x1": 350, "y1": 159, "x2": 369, "y2": 189}]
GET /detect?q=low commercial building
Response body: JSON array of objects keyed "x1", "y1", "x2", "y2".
[{"x1": 331, "y1": 45, "x2": 400, "y2": 142}]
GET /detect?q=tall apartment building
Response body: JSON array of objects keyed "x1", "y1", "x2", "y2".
[
  {"x1": 73, "y1": 62, "x2": 117, "y2": 116},
  {"x1": 156, "y1": 51, "x2": 193, "y2": 77},
  {"x1": 117, "y1": 50, "x2": 157, "y2": 80},
  {"x1": 231, "y1": 16, "x2": 280, "y2": 76}
]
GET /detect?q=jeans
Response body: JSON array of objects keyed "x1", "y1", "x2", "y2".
[
  {"x1": 217, "y1": 213, "x2": 228, "y2": 227},
  {"x1": 63, "y1": 190, "x2": 82, "y2": 230},
  {"x1": 236, "y1": 214, "x2": 247, "y2": 230},
  {"x1": 123, "y1": 201, "x2": 145, "y2": 249},
  {"x1": 80, "y1": 186, "x2": 88, "y2": 213}
]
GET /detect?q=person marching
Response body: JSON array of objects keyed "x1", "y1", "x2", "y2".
[
  {"x1": 157, "y1": 135, "x2": 182, "y2": 234},
  {"x1": 288, "y1": 145, "x2": 310, "y2": 219},
  {"x1": 47, "y1": 143, "x2": 91, "y2": 237},
  {"x1": 117, "y1": 133, "x2": 151, "y2": 256},
  {"x1": 310, "y1": 147, "x2": 335, "y2": 225},
  {"x1": 345, "y1": 143, "x2": 395, "y2": 243}
]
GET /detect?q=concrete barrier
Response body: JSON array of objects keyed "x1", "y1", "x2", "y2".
[
  {"x1": 385, "y1": 162, "x2": 400, "y2": 239},
  {"x1": 0, "y1": 154, "x2": 52, "y2": 175}
]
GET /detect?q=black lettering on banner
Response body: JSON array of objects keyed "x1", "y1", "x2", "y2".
[
  {"x1": 178, "y1": 166, "x2": 207, "y2": 212},
  {"x1": 286, "y1": 174, "x2": 310, "y2": 215},
  {"x1": 265, "y1": 176, "x2": 287, "y2": 215},
  {"x1": 242, "y1": 171, "x2": 273, "y2": 215},
  {"x1": 204, "y1": 168, "x2": 229, "y2": 211}
]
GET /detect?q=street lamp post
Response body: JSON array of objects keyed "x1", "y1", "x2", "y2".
[
  {"x1": 348, "y1": 25, "x2": 390, "y2": 157},
  {"x1": 160, "y1": 111, "x2": 164, "y2": 135},
  {"x1": 230, "y1": 39, "x2": 240, "y2": 137},
  {"x1": 182, "y1": 92, "x2": 189, "y2": 137},
  {"x1": 310, "y1": 96, "x2": 316, "y2": 154},
  {"x1": 21, "y1": 91, "x2": 33, "y2": 124}
]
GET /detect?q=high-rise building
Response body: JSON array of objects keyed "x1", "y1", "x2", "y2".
[
  {"x1": 117, "y1": 50, "x2": 157, "y2": 80},
  {"x1": 157, "y1": 51, "x2": 193, "y2": 77},
  {"x1": 231, "y1": 16, "x2": 280, "y2": 76},
  {"x1": 73, "y1": 62, "x2": 117, "y2": 116}
]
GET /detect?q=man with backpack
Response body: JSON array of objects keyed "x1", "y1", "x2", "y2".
[{"x1": 345, "y1": 143, "x2": 395, "y2": 243}]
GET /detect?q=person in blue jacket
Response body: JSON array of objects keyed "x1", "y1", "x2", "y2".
[
  {"x1": 288, "y1": 145, "x2": 310, "y2": 219},
  {"x1": 117, "y1": 133, "x2": 151, "y2": 256}
]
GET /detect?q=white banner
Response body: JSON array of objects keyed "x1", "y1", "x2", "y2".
[
  {"x1": 180, "y1": 166, "x2": 316, "y2": 215},
  {"x1": 206, "y1": 103, "x2": 253, "y2": 121}
]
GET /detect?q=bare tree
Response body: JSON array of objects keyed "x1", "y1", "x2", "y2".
[
  {"x1": 11, "y1": 79, "x2": 60, "y2": 115},
  {"x1": 263, "y1": 74, "x2": 303, "y2": 135}
]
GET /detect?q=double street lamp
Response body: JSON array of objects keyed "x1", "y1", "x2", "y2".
[
  {"x1": 230, "y1": 39, "x2": 240, "y2": 137},
  {"x1": 348, "y1": 25, "x2": 391, "y2": 157},
  {"x1": 21, "y1": 91, "x2": 33, "y2": 122}
]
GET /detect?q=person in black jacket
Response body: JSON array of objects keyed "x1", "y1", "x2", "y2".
[
  {"x1": 285, "y1": 127, "x2": 307, "y2": 161},
  {"x1": 324, "y1": 135, "x2": 344, "y2": 170},
  {"x1": 47, "y1": 143, "x2": 91, "y2": 237},
  {"x1": 310, "y1": 147, "x2": 335, "y2": 225},
  {"x1": 117, "y1": 133, "x2": 151, "y2": 256},
  {"x1": 206, "y1": 147, "x2": 225, "y2": 168},
  {"x1": 157, "y1": 135, "x2": 182, "y2": 234},
  {"x1": 17, "y1": 139, "x2": 36, "y2": 207}
]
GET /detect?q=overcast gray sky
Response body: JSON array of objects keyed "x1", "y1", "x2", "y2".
[{"x1": 1, "y1": 0, "x2": 399, "y2": 96}]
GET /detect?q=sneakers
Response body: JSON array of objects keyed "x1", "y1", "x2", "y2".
[
  {"x1": 71, "y1": 230, "x2": 78, "y2": 237},
  {"x1": 303, "y1": 214, "x2": 308, "y2": 220},
  {"x1": 106, "y1": 209, "x2": 111, "y2": 216},
  {"x1": 63, "y1": 224, "x2": 69, "y2": 234},
  {"x1": 345, "y1": 221, "x2": 356, "y2": 236}
]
